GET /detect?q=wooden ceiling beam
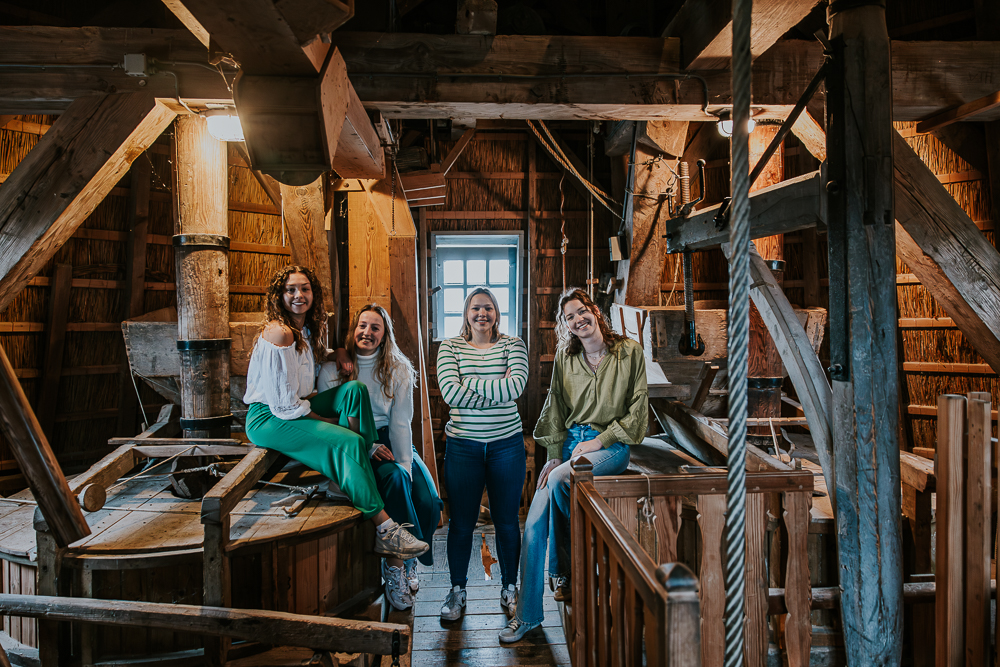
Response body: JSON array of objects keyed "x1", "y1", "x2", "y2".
[
  {"x1": 0, "y1": 93, "x2": 176, "y2": 311},
  {"x1": 662, "y1": 0, "x2": 823, "y2": 70},
  {"x1": 915, "y1": 89, "x2": 1000, "y2": 134}
]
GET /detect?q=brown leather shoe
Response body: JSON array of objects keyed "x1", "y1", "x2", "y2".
[{"x1": 553, "y1": 576, "x2": 572, "y2": 602}]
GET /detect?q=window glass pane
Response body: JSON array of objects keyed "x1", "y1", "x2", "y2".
[
  {"x1": 444, "y1": 316, "x2": 463, "y2": 338},
  {"x1": 467, "y1": 259, "x2": 487, "y2": 285},
  {"x1": 442, "y1": 260, "x2": 463, "y2": 284},
  {"x1": 489, "y1": 259, "x2": 509, "y2": 284},
  {"x1": 493, "y1": 287, "x2": 510, "y2": 312},
  {"x1": 443, "y1": 288, "x2": 465, "y2": 313},
  {"x1": 500, "y1": 315, "x2": 509, "y2": 336}
]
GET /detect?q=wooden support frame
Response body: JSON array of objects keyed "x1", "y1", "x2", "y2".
[
  {"x1": 0, "y1": 93, "x2": 176, "y2": 311},
  {"x1": 893, "y1": 128, "x2": 1000, "y2": 372},
  {"x1": 281, "y1": 177, "x2": 337, "y2": 316},
  {"x1": 915, "y1": 89, "x2": 1000, "y2": 134},
  {"x1": 665, "y1": 168, "x2": 826, "y2": 253},
  {"x1": 36, "y1": 263, "x2": 71, "y2": 436}
]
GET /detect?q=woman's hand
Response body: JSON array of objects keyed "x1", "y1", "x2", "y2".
[
  {"x1": 334, "y1": 347, "x2": 353, "y2": 375},
  {"x1": 570, "y1": 438, "x2": 603, "y2": 460},
  {"x1": 504, "y1": 367, "x2": 512, "y2": 379},
  {"x1": 537, "y1": 458, "x2": 563, "y2": 490},
  {"x1": 371, "y1": 445, "x2": 395, "y2": 462}
]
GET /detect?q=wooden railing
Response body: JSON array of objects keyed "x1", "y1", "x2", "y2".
[
  {"x1": 570, "y1": 458, "x2": 700, "y2": 667},
  {"x1": 570, "y1": 459, "x2": 815, "y2": 667}
]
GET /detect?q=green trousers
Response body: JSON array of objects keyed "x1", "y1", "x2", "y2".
[{"x1": 245, "y1": 381, "x2": 384, "y2": 519}]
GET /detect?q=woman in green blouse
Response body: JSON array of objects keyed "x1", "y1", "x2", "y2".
[{"x1": 499, "y1": 288, "x2": 648, "y2": 643}]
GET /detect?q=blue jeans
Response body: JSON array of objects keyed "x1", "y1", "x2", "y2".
[
  {"x1": 370, "y1": 427, "x2": 443, "y2": 566},
  {"x1": 444, "y1": 431, "x2": 526, "y2": 589},
  {"x1": 515, "y1": 424, "x2": 630, "y2": 625}
]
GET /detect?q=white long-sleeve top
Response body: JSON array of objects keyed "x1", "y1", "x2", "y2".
[
  {"x1": 356, "y1": 352, "x2": 414, "y2": 478},
  {"x1": 243, "y1": 336, "x2": 316, "y2": 420}
]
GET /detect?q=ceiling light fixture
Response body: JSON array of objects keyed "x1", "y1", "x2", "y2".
[
  {"x1": 715, "y1": 108, "x2": 756, "y2": 138},
  {"x1": 204, "y1": 109, "x2": 245, "y2": 142}
]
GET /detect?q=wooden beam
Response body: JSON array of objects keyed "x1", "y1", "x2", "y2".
[
  {"x1": 826, "y1": 4, "x2": 902, "y2": 662},
  {"x1": 0, "y1": 342, "x2": 90, "y2": 547},
  {"x1": 915, "y1": 89, "x2": 1000, "y2": 134},
  {"x1": 0, "y1": 93, "x2": 176, "y2": 312},
  {"x1": 0, "y1": 594, "x2": 408, "y2": 655},
  {"x1": 665, "y1": 169, "x2": 825, "y2": 252},
  {"x1": 745, "y1": 242, "x2": 833, "y2": 499},
  {"x1": 662, "y1": 0, "x2": 823, "y2": 70},
  {"x1": 363, "y1": 166, "x2": 417, "y2": 237},
  {"x1": 440, "y1": 128, "x2": 475, "y2": 175},
  {"x1": 272, "y1": 0, "x2": 354, "y2": 47},
  {"x1": 0, "y1": 27, "x2": 229, "y2": 115},
  {"x1": 893, "y1": 128, "x2": 1000, "y2": 373},
  {"x1": 347, "y1": 191, "x2": 390, "y2": 315},
  {"x1": 280, "y1": 177, "x2": 337, "y2": 316},
  {"x1": 162, "y1": 0, "x2": 317, "y2": 75},
  {"x1": 790, "y1": 111, "x2": 827, "y2": 162},
  {"x1": 627, "y1": 145, "x2": 679, "y2": 305},
  {"x1": 333, "y1": 90, "x2": 385, "y2": 179}
]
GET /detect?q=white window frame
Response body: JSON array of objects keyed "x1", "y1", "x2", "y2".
[{"x1": 430, "y1": 232, "x2": 523, "y2": 341}]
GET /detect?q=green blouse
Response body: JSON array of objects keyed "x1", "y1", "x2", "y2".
[{"x1": 533, "y1": 338, "x2": 649, "y2": 460}]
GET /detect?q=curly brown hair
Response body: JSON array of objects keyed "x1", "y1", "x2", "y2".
[
  {"x1": 262, "y1": 265, "x2": 328, "y2": 362},
  {"x1": 555, "y1": 288, "x2": 625, "y2": 356},
  {"x1": 345, "y1": 303, "x2": 415, "y2": 400}
]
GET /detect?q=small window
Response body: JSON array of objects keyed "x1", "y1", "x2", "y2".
[{"x1": 431, "y1": 233, "x2": 522, "y2": 340}]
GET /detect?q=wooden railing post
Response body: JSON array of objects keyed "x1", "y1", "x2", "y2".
[
  {"x1": 570, "y1": 456, "x2": 594, "y2": 667},
  {"x1": 656, "y1": 563, "x2": 701, "y2": 667}
]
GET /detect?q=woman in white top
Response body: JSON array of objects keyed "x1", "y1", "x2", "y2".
[
  {"x1": 243, "y1": 265, "x2": 427, "y2": 561},
  {"x1": 337, "y1": 304, "x2": 442, "y2": 611}
]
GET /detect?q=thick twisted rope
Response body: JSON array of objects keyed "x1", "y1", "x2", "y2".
[{"x1": 724, "y1": 0, "x2": 753, "y2": 663}]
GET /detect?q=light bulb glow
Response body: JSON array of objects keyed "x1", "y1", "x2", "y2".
[
  {"x1": 716, "y1": 117, "x2": 757, "y2": 137},
  {"x1": 206, "y1": 114, "x2": 245, "y2": 142}
]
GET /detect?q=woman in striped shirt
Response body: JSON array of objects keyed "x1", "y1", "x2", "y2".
[{"x1": 436, "y1": 287, "x2": 529, "y2": 621}]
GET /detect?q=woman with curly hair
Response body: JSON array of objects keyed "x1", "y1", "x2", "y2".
[
  {"x1": 328, "y1": 304, "x2": 442, "y2": 610},
  {"x1": 500, "y1": 288, "x2": 648, "y2": 643},
  {"x1": 243, "y1": 265, "x2": 428, "y2": 561}
]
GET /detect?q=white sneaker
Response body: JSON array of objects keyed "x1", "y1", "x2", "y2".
[
  {"x1": 499, "y1": 616, "x2": 539, "y2": 644},
  {"x1": 382, "y1": 560, "x2": 413, "y2": 611},
  {"x1": 404, "y1": 558, "x2": 419, "y2": 593},
  {"x1": 374, "y1": 521, "x2": 429, "y2": 559},
  {"x1": 500, "y1": 584, "x2": 517, "y2": 616},
  {"x1": 440, "y1": 585, "x2": 467, "y2": 621}
]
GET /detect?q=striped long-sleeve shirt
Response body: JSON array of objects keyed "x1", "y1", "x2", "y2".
[{"x1": 436, "y1": 334, "x2": 529, "y2": 441}]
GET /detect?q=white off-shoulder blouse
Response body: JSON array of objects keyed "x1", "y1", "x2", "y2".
[{"x1": 243, "y1": 336, "x2": 317, "y2": 420}]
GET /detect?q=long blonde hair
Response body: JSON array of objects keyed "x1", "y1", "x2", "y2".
[
  {"x1": 555, "y1": 288, "x2": 625, "y2": 356},
  {"x1": 261, "y1": 265, "x2": 328, "y2": 362},
  {"x1": 459, "y1": 287, "x2": 501, "y2": 343},
  {"x1": 345, "y1": 304, "x2": 415, "y2": 400}
]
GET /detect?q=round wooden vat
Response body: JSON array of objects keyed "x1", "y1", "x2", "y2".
[{"x1": 0, "y1": 466, "x2": 378, "y2": 663}]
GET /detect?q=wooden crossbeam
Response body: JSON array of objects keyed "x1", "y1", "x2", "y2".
[
  {"x1": 662, "y1": 0, "x2": 823, "y2": 70},
  {"x1": 915, "y1": 89, "x2": 1000, "y2": 134},
  {"x1": 0, "y1": 93, "x2": 176, "y2": 312},
  {"x1": 893, "y1": 129, "x2": 1000, "y2": 373},
  {"x1": 665, "y1": 169, "x2": 826, "y2": 252},
  {"x1": 0, "y1": 594, "x2": 408, "y2": 655}
]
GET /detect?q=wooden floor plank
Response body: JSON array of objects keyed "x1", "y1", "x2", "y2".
[
  {"x1": 413, "y1": 626, "x2": 567, "y2": 651},
  {"x1": 409, "y1": 645, "x2": 571, "y2": 666}
]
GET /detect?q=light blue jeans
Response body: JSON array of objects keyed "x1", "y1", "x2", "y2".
[{"x1": 515, "y1": 424, "x2": 630, "y2": 625}]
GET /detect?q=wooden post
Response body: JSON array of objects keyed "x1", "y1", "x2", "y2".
[
  {"x1": 825, "y1": 3, "x2": 903, "y2": 663},
  {"x1": 935, "y1": 394, "x2": 965, "y2": 667},
  {"x1": 570, "y1": 457, "x2": 594, "y2": 667},
  {"x1": 964, "y1": 393, "x2": 990, "y2": 665},
  {"x1": 524, "y1": 141, "x2": 542, "y2": 429},
  {"x1": 281, "y1": 177, "x2": 336, "y2": 318},
  {"x1": 118, "y1": 152, "x2": 152, "y2": 436},
  {"x1": 655, "y1": 563, "x2": 701, "y2": 667},
  {"x1": 36, "y1": 263, "x2": 71, "y2": 436},
  {"x1": 746, "y1": 125, "x2": 785, "y2": 447},
  {"x1": 173, "y1": 114, "x2": 231, "y2": 439}
]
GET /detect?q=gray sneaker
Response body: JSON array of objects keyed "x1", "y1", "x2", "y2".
[
  {"x1": 500, "y1": 584, "x2": 517, "y2": 616},
  {"x1": 382, "y1": 560, "x2": 413, "y2": 611},
  {"x1": 404, "y1": 558, "x2": 419, "y2": 593},
  {"x1": 440, "y1": 585, "x2": 467, "y2": 621},
  {"x1": 374, "y1": 521, "x2": 429, "y2": 559},
  {"x1": 498, "y1": 616, "x2": 539, "y2": 644}
]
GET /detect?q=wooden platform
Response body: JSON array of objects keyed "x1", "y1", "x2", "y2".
[{"x1": 406, "y1": 524, "x2": 570, "y2": 666}]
